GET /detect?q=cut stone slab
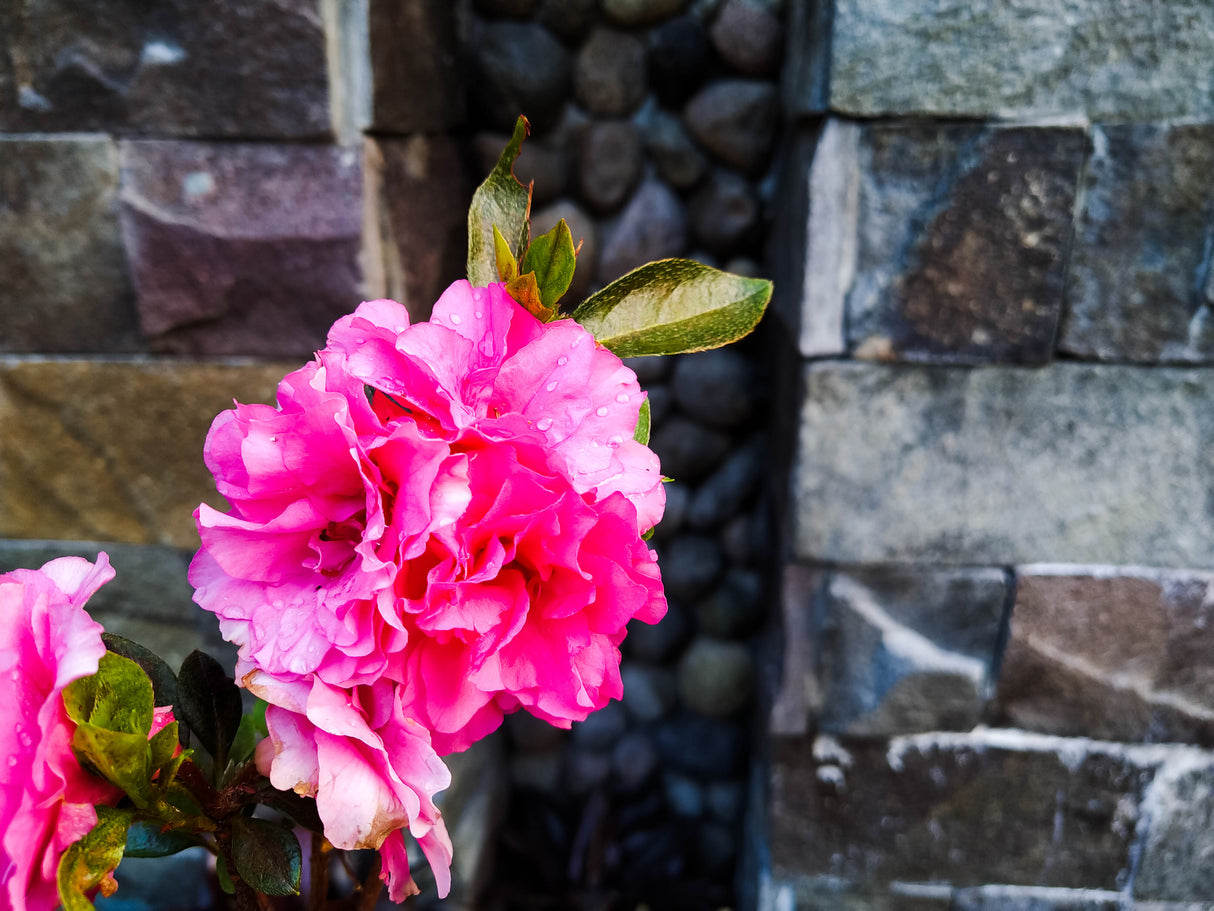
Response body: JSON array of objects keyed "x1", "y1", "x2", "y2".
[
  {"x1": 814, "y1": 568, "x2": 1008, "y2": 736},
  {"x1": 951, "y1": 886, "x2": 1126, "y2": 910},
  {"x1": 993, "y1": 566, "x2": 1214, "y2": 746},
  {"x1": 369, "y1": 0, "x2": 464, "y2": 133},
  {"x1": 0, "y1": 359, "x2": 289, "y2": 548},
  {"x1": 1059, "y1": 124, "x2": 1214, "y2": 364},
  {"x1": 119, "y1": 140, "x2": 363, "y2": 357},
  {"x1": 770, "y1": 729, "x2": 1175, "y2": 893},
  {"x1": 0, "y1": 136, "x2": 139, "y2": 353},
  {"x1": 0, "y1": 0, "x2": 331, "y2": 136},
  {"x1": 822, "y1": 0, "x2": 1214, "y2": 121},
  {"x1": 1134, "y1": 753, "x2": 1214, "y2": 901},
  {"x1": 845, "y1": 122, "x2": 1086, "y2": 365},
  {"x1": 793, "y1": 362, "x2": 1214, "y2": 568},
  {"x1": 366, "y1": 135, "x2": 472, "y2": 323}
]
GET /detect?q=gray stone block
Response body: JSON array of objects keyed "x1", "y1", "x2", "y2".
[
  {"x1": 993, "y1": 566, "x2": 1214, "y2": 746},
  {"x1": 823, "y1": 0, "x2": 1214, "y2": 121},
  {"x1": 814, "y1": 568, "x2": 1008, "y2": 736},
  {"x1": 0, "y1": 136, "x2": 138, "y2": 353},
  {"x1": 846, "y1": 122, "x2": 1085, "y2": 365},
  {"x1": 1059, "y1": 124, "x2": 1214, "y2": 364},
  {"x1": 770, "y1": 730, "x2": 1163, "y2": 893},
  {"x1": 369, "y1": 0, "x2": 464, "y2": 133},
  {"x1": 119, "y1": 140, "x2": 363, "y2": 357},
  {"x1": 0, "y1": 0, "x2": 331, "y2": 136},
  {"x1": 1132, "y1": 753, "x2": 1214, "y2": 901},
  {"x1": 793, "y1": 362, "x2": 1214, "y2": 568},
  {"x1": 952, "y1": 885, "x2": 1125, "y2": 910}
]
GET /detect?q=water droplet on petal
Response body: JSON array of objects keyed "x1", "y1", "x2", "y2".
[
  {"x1": 557, "y1": 356, "x2": 569, "y2": 367},
  {"x1": 536, "y1": 418, "x2": 553, "y2": 432},
  {"x1": 450, "y1": 313, "x2": 462, "y2": 325},
  {"x1": 596, "y1": 406, "x2": 609, "y2": 417},
  {"x1": 475, "y1": 311, "x2": 483, "y2": 319},
  {"x1": 609, "y1": 435, "x2": 622, "y2": 448},
  {"x1": 616, "y1": 392, "x2": 630, "y2": 403},
  {"x1": 269, "y1": 436, "x2": 277, "y2": 443},
  {"x1": 546, "y1": 381, "x2": 558, "y2": 392},
  {"x1": 7, "y1": 757, "x2": 15, "y2": 768},
  {"x1": 355, "y1": 337, "x2": 366, "y2": 344},
  {"x1": 18, "y1": 731, "x2": 31, "y2": 749}
]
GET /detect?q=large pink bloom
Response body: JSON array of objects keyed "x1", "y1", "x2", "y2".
[
  {"x1": 192, "y1": 281, "x2": 666, "y2": 886},
  {"x1": 0, "y1": 554, "x2": 119, "y2": 911}
]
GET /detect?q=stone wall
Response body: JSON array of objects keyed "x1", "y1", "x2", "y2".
[{"x1": 765, "y1": 3, "x2": 1214, "y2": 910}]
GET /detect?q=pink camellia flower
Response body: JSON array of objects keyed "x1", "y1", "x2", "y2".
[
  {"x1": 0, "y1": 554, "x2": 119, "y2": 911},
  {"x1": 192, "y1": 280, "x2": 666, "y2": 888}
]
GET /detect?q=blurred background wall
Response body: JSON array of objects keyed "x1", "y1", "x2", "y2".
[{"x1": 2, "y1": 1, "x2": 1214, "y2": 911}]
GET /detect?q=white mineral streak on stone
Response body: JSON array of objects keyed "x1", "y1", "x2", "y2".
[
  {"x1": 885, "y1": 726, "x2": 1214, "y2": 774},
  {"x1": 321, "y1": 0, "x2": 371, "y2": 145},
  {"x1": 815, "y1": 764, "x2": 845, "y2": 788},
  {"x1": 812, "y1": 734, "x2": 854, "y2": 769},
  {"x1": 959, "y1": 885, "x2": 1125, "y2": 901},
  {"x1": 1019, "y1": 563, "x2": 1214, "y2": 583},
  {"x1": 140, "y1": 41, "x2": 187, "y2": 65},
  {"x1": 890, "y1": 881, "x2": 954, "y2": 899},
  {"x1": 799, "y1": 118, "x2": 858, "y2": 357},
  {"x1": 831, "y1": 573, "x2": 987, "y2": 684},
  {"x1": 770, "y1": 564, "x2": 819, "y2": 736}
]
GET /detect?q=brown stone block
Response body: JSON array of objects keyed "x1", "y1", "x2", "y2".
[
  {"x1": 0, "y1": 136, "x2": 139, "y2": 353},
  {"x1": 847, "y1": 123, "x2": 1087, "y2": 364},
  {"x1": 365, "y1": 135, "x2": 472, "y2": 322},
  {"x1": 369, "y1": 0, "x2": 464, "y2": 133},
  {"x1": 992, "y1": 567, "x2": 1214, "y2": 745},
  {"x1": 0, "y1": 0, "x2": 330, "y2": 137},
  {"x1": 770, "y1": 731, "x2": 1154, "y2": 892},
  {"x1": 120, "y1": 141, "x2": 364, "y2": 357},
  {"x1": 0, "y1": 359, "x2": 290, "y2": 548}
]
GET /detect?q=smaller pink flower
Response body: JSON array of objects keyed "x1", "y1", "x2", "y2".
[
  {"x1": 0, "y1": 554, "x2": 118, "y2": 911},
  {"x1": 247, "y1": 668, "x2": 453, "y2": 901}
]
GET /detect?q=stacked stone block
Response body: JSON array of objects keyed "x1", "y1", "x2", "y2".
[{"x1": 766, "y1": 2, "x2": 1214, "y2": 910}]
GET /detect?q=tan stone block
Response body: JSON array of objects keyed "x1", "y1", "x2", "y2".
[{"x1": 0, "y1": 359, "x2": 291, "y2": 547}]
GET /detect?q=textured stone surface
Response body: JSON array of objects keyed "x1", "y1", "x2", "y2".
[
  {"x1": 709, "y1": 0, "x2": 782, "y2": 76},
  {"x1": 577, "y1": 120, "x2": 643, "y2": 213},
  {"x1": 993, "y1": 567, "x2": 1214, "y2": 745},
  {"x1": 678, "y1": 637, "x2": 754, "y2": 718},
  {"x1": 370, "y1": 0, "x2": 464, "y2": 133},
  {"x1": 825, "y1": 0, "x2": 1214, "y2": 121},
  {"x1": 368, "y1": 135, "x2": 471, "y2": 322},
  {"x1": 671, "y1": 348, "x2": 759, "y2": 427},
  {"x1": 793, "y1": 362, "x2": 1214, "y2": 567},
  {"x1": 638, "y1": 103, "x2": 709, "y2": 189},
  {"x1": 684, "y1": 79, "x2": 778, "y2": 174},
  {"x1": 1134, "y1": 755, "x2": 1214, "y2": 901},
  {"x1": 1059, "y1": 124, "x2": 1214, "y2": 364},
  {"x1": 650, "y1": 415, "x2": 730, "y2": 483},
  {"x1": 466, "y1": 21, "x2": 570, "y2": 133},
  {"x1": 119, "y1": 141, "x2": 363, "y2": 357},
  {"x1": 575, "y1": 28, "x2": 647, "y2": 117},
  {"x1": 0, "y1": 0, "x2": 330, "y2": 136},
  {"x1": 770, "y1": 731, "x2": 1157, "y2": 892},
  {"x1": 847, "y1": 123, "x2": 1086, "y2": 364},
  {"x1": 686, "y1": 439, "x2": 764, "y2": 531},
  {"x1": 603, "y1": 0, "x2": 687, "y2": 26},
  {"x1": 687, "y1": 169, "x2": 760, "y2": 256},
  {"x1": 598, "y1": 180, "x2": 687, "y2": 282},
  {"x1": 951, "y1": 886, "x2": 1125, "y2": 910},
  {"x1": 0, "y1": 136, "x2": 138, "y2": 353},
  {"x1": 813, "y1": 568, "x2": 1008, "y2": 736},
  {"x1": 538, "y1": 0, "x2": 598, "y2": 43},
  {"x1": 0, "y1": 360, "x2": 288, "y2": 548},
  {"x1": 647, "y1": 16, "x2": 710, "y2": 107},
  {"x1": 475, "y1": 131, "x2": 568, "y2": 207}
]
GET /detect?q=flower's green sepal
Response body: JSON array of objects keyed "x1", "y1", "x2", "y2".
[{"x1": 571, "y1": 259, "x2": 772, "y2": 357}]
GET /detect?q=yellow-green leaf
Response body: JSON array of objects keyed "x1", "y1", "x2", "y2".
[
  {"x1": 521, "y1": 218, "x2": 577, "y2": 309},
  {"x1": 57, "y1": 806, "x2": 132, "y2": 911},
  {"x1": 468, "y1": 116, "x2": 531, "y2": 286},
  {"x1": 72, "y1": 722, "x2": 153, "y2": 808},
  {"x1": 494, "y1": 224, "x2": 520, "y2": 283},
  {"x1": 571, "y1": 259, "x2": 772, "y2": 357},
  {"x1": 633, "y1": 397, "x2": 651, "y2": 446}
]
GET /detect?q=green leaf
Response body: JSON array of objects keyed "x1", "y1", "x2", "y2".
[
  {"x1": 231, "y1": 816, "x2": 302, "y2": 896},
  {"x1": 215, "y1": 854, "x2": 236, "y2": 895},
  {"x1": 72, "y1": 722, "x2": 153, "y2": 808},
  {"x1": 521, "y1": 218, "x2": 577, "y2": 310},
  {"x1": 102, "y1": 634, "x2": 179, "y2": 711},
  {"x1": 63, "y1": 652, "x2": 155, "y2": 736},
  {"x1": 229, "y1": 699, "x2": 269, "y2": 765},
  {"x1": 177, "y1": 651, "x2": 243, "y2": 775},
  {"x1": 571, "y1": 259, "x2": 772, "y2": 357},
  {"x1": 124, "y1": 820, "x2": 200, "y2": 858},
  {"x1": 493, "y1": 224, "x2": 520, "y2": 283},
  {"x1": 633, "y1": 397, "x2": 651, "y2": 446},
  {"x1": 468, "y1": 116, "x2": 531, "y2": 287},
  {"x1": 57, "y1": 806, "x2": 131, "y2": 911},
  {"x1": 148, "y1": 720, "x2": 180, "y2": 773}
]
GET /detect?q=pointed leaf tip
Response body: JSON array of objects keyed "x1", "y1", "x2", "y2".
[{"x1": 469, "y1": 116, "x2": 533, "y2": 287}]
